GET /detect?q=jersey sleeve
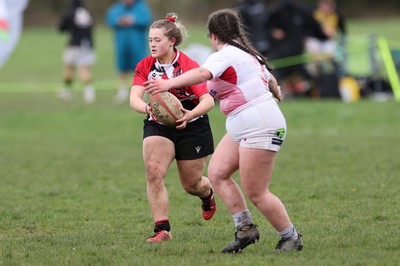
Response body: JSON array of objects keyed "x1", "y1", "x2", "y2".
[
  {"x1": 132, "y1": 59, "x2": 149, "y2": 86},
  {"x1": 58, "y1": 11, "x2": 73, "y2": 32},
  {"x1": 189, "y1": 82, "x2": 208, "y2": 98},
  {"x1": 201, "y1": 50, "x2": 232, "y2": 79},
  {"x1": 185, "y1": 58, "x2": 208, "y2": 97}
]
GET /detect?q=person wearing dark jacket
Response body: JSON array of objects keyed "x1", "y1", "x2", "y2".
[
  {"x1": 57, "y1": 0, "x2": 96, "y2": 103},
  {"x1": 266, "y1": 0, "x2": 327, "y2": 96},
  {"x1": 235, "y1": 0, "x2": 269, "y2": 56}
]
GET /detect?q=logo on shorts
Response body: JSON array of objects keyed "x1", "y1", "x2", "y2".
[
  {"x1": 275, "y1": 128, "x2": 285, "y2": 138},
  {"x1": 272, "y1": 128, "x2": 285, "y2": 146},
  {"x1": 195, "y1": 146, "x2": 201, "y2": 154}
]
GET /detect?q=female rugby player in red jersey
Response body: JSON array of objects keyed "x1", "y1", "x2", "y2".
[{"x1": 129, "y1": 13, "x2": 216, "y2": 243}]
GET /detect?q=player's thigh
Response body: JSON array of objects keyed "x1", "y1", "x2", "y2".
[
  {"x1": 208, "y1": 134, "x2": 239, "y2": 180},
  {"x1": 239, "y1": 147, "x2": 276, "y2": 196},
  {"x1": 143, "y1": 136, "x2": 175, "y2": 180},
  {"x1": 176, "y1": 157, "x2": 207, "y2": 186}
]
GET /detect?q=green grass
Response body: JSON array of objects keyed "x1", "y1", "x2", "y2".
[
  {"x1": 1, "y1": 19, "x2": 400, "y2": 265},
  {"x1": 1, "y1": 93, "x2": 399, "y2": 266}
]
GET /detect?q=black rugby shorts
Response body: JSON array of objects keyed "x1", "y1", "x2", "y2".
[{"x1": 143, "y1": 115, "x2": 214, "y2": 160}]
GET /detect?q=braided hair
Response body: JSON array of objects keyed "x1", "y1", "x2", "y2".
[
  {"x1": 207, "y1": 8, "x2": 272, "y2": 70},
  {"x1": 150, "y1": 13, "x2": 188, "y2": 47}
]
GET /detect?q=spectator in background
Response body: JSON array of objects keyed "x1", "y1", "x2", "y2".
[
  {"x1": 305, "y1": 0, "x2": 346, "y2": 77},
  {"x1": 265, "y1": 0, "x2": 327, "y2": 97},
  {"x1": 235, "y1": 0, "x2": 269, "y2": 56},
  {"x1": 106, "y1": 0, "x2": 152, "y2": 104},
  {"x1": 57, "y1": 0, "x2": 96, "y2": 103}
]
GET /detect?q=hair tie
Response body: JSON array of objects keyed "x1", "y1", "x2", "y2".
[{"x1": 166, "y1": 17, "x2": 176, "y2": 23}]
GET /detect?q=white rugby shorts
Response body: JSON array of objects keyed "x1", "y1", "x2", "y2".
[
  {"x1": 63, "y1": 47, "x2": 96, "y2": 66},
  {"x1": 226, "y1": 97, "x2": 287, "y2": 152},
  {"x1": 306, "y1": 37, "x2": 337, "y2": 55}
]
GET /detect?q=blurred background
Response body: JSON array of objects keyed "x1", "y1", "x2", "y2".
[
  {"x1": 1, "y1": 0, "x2": 400, "y2": 102},
  {"x1": 22, "y1": 0, "x2": 400, "y2": 26}
]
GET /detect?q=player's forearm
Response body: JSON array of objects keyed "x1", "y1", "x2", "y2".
[
  {"x1": 130, "y1": 86, "x2": 148, "y2": 114},
  {"x1": 170, "y1": 67, "x2": 212, "y2": 88},
  {"x1": 190, "y1": 94, "x2": 215, "y2": 118},
  {"x1": 268, "y1": 74, "x2": 282, "y2": 101}
]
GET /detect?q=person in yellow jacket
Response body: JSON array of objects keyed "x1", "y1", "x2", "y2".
[{"x1": 305, "y1": 0, "x2": 346, "y2": 71}]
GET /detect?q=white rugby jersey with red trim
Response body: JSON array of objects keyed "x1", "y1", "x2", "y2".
[
  {"x1": 133, "y1": 50, "x2": 208, "y2": 112},
  {"x1": 202, "y1": 44, "x2": 274, "y2": 116}
]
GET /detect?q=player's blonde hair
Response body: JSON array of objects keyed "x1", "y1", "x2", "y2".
[{"x1": 150, "y1": 13, "x2": 188, "y2": 47}]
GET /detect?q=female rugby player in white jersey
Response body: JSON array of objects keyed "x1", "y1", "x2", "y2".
[{"x1": 145, "y1": 8, "x2": 303, "y2": 253}]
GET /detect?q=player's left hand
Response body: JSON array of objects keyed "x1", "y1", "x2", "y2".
[{"x1": 175, "y1": 108, "x2": 192, "y2": 130}]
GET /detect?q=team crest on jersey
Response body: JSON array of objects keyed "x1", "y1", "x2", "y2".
[
  {"x1": 172, "y1": 69, "x2": 182, "y2": 78},
  {"x1": 149, "y1": 68, "x2": 164, "y2": 79}
]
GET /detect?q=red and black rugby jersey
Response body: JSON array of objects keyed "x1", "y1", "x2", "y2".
[{"x1": 132, "y1": 50, "x2": 208, "y2": 110}]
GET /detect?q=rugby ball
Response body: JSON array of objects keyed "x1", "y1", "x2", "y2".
[{"x1": 149, "y1": 92, "x2": 184, "y2": 127}]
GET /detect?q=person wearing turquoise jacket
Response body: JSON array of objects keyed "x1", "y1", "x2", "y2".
[{"x1": 106, "y1": 0, "x2": 152, "y2": 103}]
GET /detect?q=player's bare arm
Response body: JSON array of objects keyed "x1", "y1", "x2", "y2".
[
  {"x1": 130, "y1": 85, "x2": 149, "y2": 114},
  {"x1": 144, "y1": 67, "x2": 212, "y2": 94}
]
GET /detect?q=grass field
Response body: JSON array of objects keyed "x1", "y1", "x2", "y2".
[{"x1": 1, "y1": 19, "x2": 400, "y2": 265}]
